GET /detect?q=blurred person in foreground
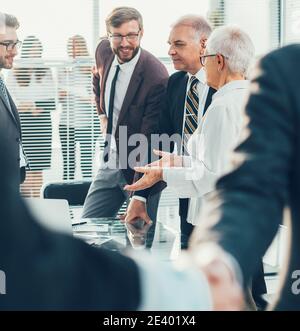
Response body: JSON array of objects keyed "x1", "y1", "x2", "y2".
[
  {"x1": 0, "y1": 124, "x2": 241, "y2": 310},
  {"x1": 190, "y1": 43, "x2": 300, "y2": 311}
]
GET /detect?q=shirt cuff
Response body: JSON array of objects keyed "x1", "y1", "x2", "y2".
[
  {"x1": 131, "y1": 251, "x2": 212, "y2": 311},
  {"x1": 131, "y1": 195, "x2": 147, "y2": 203}
]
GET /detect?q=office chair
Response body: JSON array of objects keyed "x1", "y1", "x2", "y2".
[{"x1": 42, "y1": 180, "x2": 92, "y2": 206}]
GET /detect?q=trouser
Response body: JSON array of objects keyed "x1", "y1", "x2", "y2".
[
  {"x1": 251, "y1": 260, "x2": 268, "y2": 310},
  {"x1": 180, "y1": 215, "x2": 194, "y2": 249},
  {"x1": 82, "y1": 172, "x2": 161, "y2": 248}
]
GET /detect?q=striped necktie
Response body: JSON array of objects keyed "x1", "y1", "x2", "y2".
[
  {"x1": 0, "y1": 76, "x2": 11, "y2": 111},
  {"x1": 182, "y1": 75, "x2": 199, "y2": 155}
]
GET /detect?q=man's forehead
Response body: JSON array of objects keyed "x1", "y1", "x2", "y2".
[
  {"x1": 110, "y1": 20, "x2": 139, "y2": 31},
  {"x1": 169, "y1": 26, "x2": 196, "y2": 42},
  {"x1": 0, "y1": 12, "x2": 6, "y2": 35},
  {"x1": 0, "y1": 27, "x2": 17, "y2": 41}
]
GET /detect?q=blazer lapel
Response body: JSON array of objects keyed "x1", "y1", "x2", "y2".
[
  {"x1": 7, "y1": 91, "x2": 21, "y2": 132},
  {"x1": 203, "y1": 87, "x2": 216, "y2": 116},
  {"x1": 0, "y1": 90, "x2": 20, "y2": 130},
  {"x1": 100, "y1": 55, "x2": 114, "y2": 115},
  {"x1": 116, "y1": 51, "x2": 144, "y2": 126},
  {"x1": 175, "y1": 73, "x2": 189, "y2": 132}
]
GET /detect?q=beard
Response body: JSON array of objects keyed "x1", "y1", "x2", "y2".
[
  {"x1": 0, "y1": 55, "x2": 14, "y2": 69},
  {"x1": 113, "y1": 45, "x2": 140, "y2": 63}
]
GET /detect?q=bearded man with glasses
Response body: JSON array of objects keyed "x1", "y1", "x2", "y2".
[
  {"x1": 0, "y1": 12, "x2": 27, "y2": 187},
  {"x1": 82, "y1": 7, "x2": 168, "y2": 249}
]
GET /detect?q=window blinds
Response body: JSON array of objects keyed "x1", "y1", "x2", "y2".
[
  {"x1": 2, "y1": 0, "x2": 295, "y2": 201},
  {"x1": 283, "y1": 0, "x2": 300, "y2": 44},
  {"x1": 208, "y1": 0, "x2": 281, "y2": 55}
]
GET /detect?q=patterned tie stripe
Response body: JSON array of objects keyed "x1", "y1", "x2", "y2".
[{"x1": 182, "y1": 76, "x2": 199, "y2": 155}]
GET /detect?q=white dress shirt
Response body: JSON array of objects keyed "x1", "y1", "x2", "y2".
[{"x1": 163, "y1": 80, "x2": 250, "y2": 224}]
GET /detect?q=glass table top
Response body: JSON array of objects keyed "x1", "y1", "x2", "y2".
[{"x1": 72, "y1": 217, "x2": 180, "y2": 261}]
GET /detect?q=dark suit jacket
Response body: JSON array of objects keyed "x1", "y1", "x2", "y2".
[
  {"x1": 0, "y1": 129, "x2": 140, "y2": 310},
  {"x1": 0, "y1": 200, "x2": 141, "y2": 310},
  {"x1": 93, "y1": 40, "x2": 169, "y2": 189},
  {"x1": 0, "y1": 86, "x2": 23, "y2": 186},
  {"x1": 160, "y1": 71, "x2": 215, "y2": 218},
  {"x1": 193, "y1": 44, "x2": 300, "y2": 310}
]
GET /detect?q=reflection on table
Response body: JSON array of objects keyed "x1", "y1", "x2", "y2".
[{"x1": 72, "y1": 217, "x2": 180, "y2": 261}]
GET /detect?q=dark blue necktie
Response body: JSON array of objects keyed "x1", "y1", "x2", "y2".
[{"x1": 104, "y1": 65, "x2": 120, "y2": 162}]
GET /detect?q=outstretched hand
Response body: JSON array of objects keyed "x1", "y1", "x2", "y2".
[{"x1": 124, "y1": 149, "x2": 183, "y2": 191}]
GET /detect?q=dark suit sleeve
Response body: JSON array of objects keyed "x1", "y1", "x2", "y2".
[
  {"x1": 93, "y1": 40, "x2": 112, "y2": 116},
  {"x1": 3, "y1": 206, "x2": 141, "y2": 310},
  {"x1": 192, "y1": 51, "x2": 295, "y2": 286},
  {"x1": 133, "y1": 80, "x2": 168, "y2": 199}
]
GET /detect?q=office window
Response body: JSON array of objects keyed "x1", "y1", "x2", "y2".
[
  {"x1": 1, "y1": 0, "x2": 291, "y2": 199},
  {"x1": 207, "y1": 0, "x2": 281, "y2": 55},
  {"x1": 3, "y1": 0, "x2": 101, "y2": 198},
  {"x1": 283, "y1": 0, "x2": 300, "y2": 44}
]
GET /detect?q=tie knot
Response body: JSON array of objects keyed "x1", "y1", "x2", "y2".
[
  {"x1": 115, "y1": 65, "x2": 120, "y2": 74},
  {"x1": 190, "y1": 75, "x2": 199, "y2": 87}
]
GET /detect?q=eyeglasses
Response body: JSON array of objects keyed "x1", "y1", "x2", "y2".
[
  {"x1": 200, "y1": 53, "x2": 228, "y2": 66},
  {"x1": 108, "y1": 30, "x2": 141, "y2": 44},
  {"x1": 0, "y1": 40, "x2": 22, "y2": 51}
]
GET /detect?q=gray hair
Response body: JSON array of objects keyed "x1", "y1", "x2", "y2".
[
  {"x1": 0, "y1": 12, "x2": 20, "y2": 33},
  {"x1": 171, "y1": 15, "x2": 212, "y2": 41},
  {"x1": 206, "y1": 25, "x2": 255, "y2": 76},
  {"x1": 105, "y1": 7, "x2": 143, "y2": 33}
]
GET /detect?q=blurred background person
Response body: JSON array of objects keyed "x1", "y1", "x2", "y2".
[
  {"x1": 58, "y1": 35, "x2": 100, "y2": 180},
  {"x1": 6, "y1": 35, "x2": 56, "y2": 197}
]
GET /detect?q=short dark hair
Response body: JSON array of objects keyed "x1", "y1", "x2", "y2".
[
  {"x1": 0, "y1": 12, "x2": 20, "y2": 30},
  {"x1": 105, "y1": 7, "x2": 143, "y2": 33}
]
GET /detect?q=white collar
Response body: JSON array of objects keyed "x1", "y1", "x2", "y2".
[
  {"x1": 112, "y1": 48, "x2": 141, "y2": 72},
  {"x1": 213, "y1": 80, "x2": 250, "y2": 100},
  {"x1": 187, "y1": 67, "x2": 206, "y2": 84}
]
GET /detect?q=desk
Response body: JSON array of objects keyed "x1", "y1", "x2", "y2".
[{"x1": 72, "y1": 218, "x2": 180, "y2": 261}]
